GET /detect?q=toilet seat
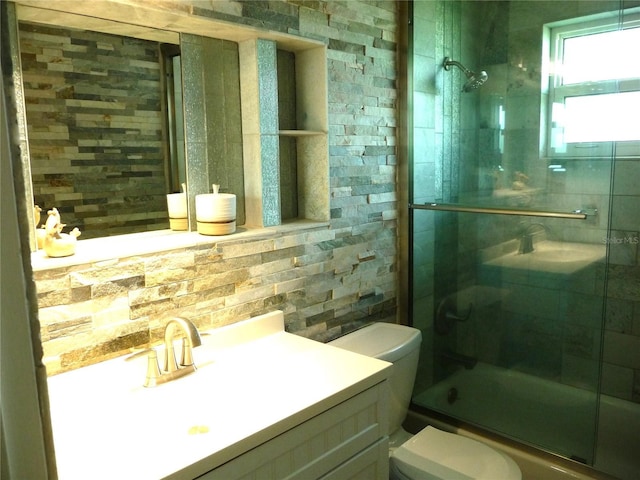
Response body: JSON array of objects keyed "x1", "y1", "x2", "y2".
[{"x1": 391, "y1": 426, "x2": 522, "y2": 480}]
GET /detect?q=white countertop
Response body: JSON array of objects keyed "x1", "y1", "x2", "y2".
[{"x1": 46, "y1": 312, "x2": 390, "y2": 479}]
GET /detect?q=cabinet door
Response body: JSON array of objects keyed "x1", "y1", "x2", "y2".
[
  {"x1": 319, "y1": 438, "x2": 389, "y2": 480},
  {"x1": 197, "y1": 382, "x2": 388, "y2": 480}
]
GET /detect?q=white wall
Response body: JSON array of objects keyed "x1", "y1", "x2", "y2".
[{"x1": 1, "y1": 60, "x2": 50, "y2": 479}]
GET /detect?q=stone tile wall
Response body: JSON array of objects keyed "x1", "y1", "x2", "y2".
[{"x1": 33, "y1": 1, "x2": 399, "y2": 374}]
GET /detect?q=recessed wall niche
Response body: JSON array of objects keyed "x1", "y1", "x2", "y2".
[
  {"x1": 276, "y1": 45, "x2": 330, "y2": 224},
  {"x1": 239, "y1": 38, "x2": 329, "y2": 228}
]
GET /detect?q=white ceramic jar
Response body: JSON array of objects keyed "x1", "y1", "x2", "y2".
[
  {"x1": 166, "y1": 183, "x2": 188, "y2": 231},
  {"x1": 166, "y1": 192, "x2": 188, "y2": 230},
  {"x1": 195, "y1": 184, "x2": 236, "y2": 235}
]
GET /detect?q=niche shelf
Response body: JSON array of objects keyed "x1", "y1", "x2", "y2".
[
  {"x1": 278, "y1": 130, "x2": 325, "y2": 136},
  {"x1": 276, "y1": 45, "x2": 329, "y2": 224}
]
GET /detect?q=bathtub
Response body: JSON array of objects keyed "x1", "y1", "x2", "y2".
[
  {"x1": 411, "y1": 363, "x2": 639, "y2": 480},
  {"x1": 595, "y1": 393, "x2": 640, "y2": 480}
]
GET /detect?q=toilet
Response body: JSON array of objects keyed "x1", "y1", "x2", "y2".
[{"x1": 329, "y1": 322, "x2": 521, "y2": 480}]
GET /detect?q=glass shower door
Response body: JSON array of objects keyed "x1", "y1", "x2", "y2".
[
  {"x1": 406, "y1": 0, "x2": 626, "y2": 467},
  {"x1": 410, "y1": 207, "x2": 607, "y2": 463}
]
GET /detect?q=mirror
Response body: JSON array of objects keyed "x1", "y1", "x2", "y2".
[
  {"x1": 5, "y1": 0, "x2": 326, "y2": 254},
  {"x1": 14, "y1": 6, "x2": 184, "y2": 240}
]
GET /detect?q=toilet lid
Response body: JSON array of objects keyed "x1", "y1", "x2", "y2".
[{"x1": 391, "y1": 426, "x2": 522, "y2": 480}]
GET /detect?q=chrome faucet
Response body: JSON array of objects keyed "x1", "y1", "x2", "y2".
[
  {"x1": 518, "y1": 223, "x2": 547, "y2": 254},
  {"x1": 144, "y1": 317, "x2": 202, "y2": 387}
]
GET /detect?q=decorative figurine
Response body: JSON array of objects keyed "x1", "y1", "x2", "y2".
[{"x1": 42, "y1": 208, "x2": 81, "y2": 257}]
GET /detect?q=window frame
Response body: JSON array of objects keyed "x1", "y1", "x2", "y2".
[{"x1": 544, "y1": 8, "x2": 640, "y2": 158}]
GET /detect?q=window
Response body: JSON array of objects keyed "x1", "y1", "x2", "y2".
[{"x1": 544, "y1": 8, "x2": 640, "y2": 157}]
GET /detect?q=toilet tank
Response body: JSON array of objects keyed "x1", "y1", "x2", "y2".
[{"x1": 329, "y1": 323, "x2": 422, "y2": 435}]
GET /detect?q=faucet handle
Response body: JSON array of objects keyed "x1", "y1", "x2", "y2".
[
  {"x1": 144, "y1": 349, "x2": 162, "y2": 388},
  {"x1": 164, "y1": 340, "x2": 179, "y2": 373},
  {"x1": 181, "y1": 338, "x2": 195, "y2": 367},
  {"x1": 435, "y1": 298, "x2": 474, "y2": 335}
]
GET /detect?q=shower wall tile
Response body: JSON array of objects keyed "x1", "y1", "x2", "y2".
[
  {"x1": 502, "y1": 283, "x2": 561, "y2": 320},
  {"x1": 633, "y1": 302, "x2": 640, "y2": 336},
  {"x1": 607, "y1": 265, "x2": 640, "y2": 302},
  {"x1": 413, "y1": 1, "x2": 438, "y2": 22},
  {"x1": 608, "y1": 230, "x2": 639, "y2": 266},
  {"x1": 613, "y1": 160, "x2": 640, "y2": 196},
  {"x1": 604, "y1": 331, "x2": 640, "y2": 370},
  {"x1": 603, "y1": 362, "x2": 635, "y2": 399},
  {"x1": 605, "y1": 297, "x2": 634, "y2": 333},
  {"x1": 414, "y1": 53, "x2": 438, "y2": 94},
  {"x1": 414, "y1": 92, "x2": 435, "y2": 129},
  {"x1": 562, "y1": 354, "x2": 600, "y2": 390},
  {"x1": 563, "y1": 292, "x2": 606, "y2": 328},
  {"x1": 433, "y1": 133, "x2": 444, "y2": 200},
  {"x1": 611, "y1": 196, "x2": 640, "y2": 231},
  {"x1": 414, "y1": 127, "x2": 436, "y2": 160},
  {"x1": 564, "y1": 322, "x2": 598, "y2": 360},
  {"x1": 413, "y1": 161, "x2": 436, "y2": 200},
  {"x1": 567, "y1": 160, "x2": 613, "y2": 195}
]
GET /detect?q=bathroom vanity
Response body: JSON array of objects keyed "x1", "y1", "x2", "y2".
[{"x1": 46, "y1": 312, "x2": 391, "y2": 479}]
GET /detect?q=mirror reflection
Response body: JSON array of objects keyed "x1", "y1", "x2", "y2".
[{"x1": 18, "y1": 20, "x2": 184, "y2": 239}]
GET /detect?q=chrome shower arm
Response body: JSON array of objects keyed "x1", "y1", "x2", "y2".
[
  {"x1": 443, "y1": 57, "x2": 488, "y2": 92},
  {"x1": 443, "y1": 57, "x2": 473, "y2": 77}
]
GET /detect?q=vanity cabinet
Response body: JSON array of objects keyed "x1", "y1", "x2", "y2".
[
  {"x1": 46, "y1": 312, "x2": 390, "y2": 480},
  {"x1": 198, "y1": 382, "x2": 389, "y2": 480}
]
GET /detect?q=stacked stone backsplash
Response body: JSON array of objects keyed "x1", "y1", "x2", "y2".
[
  {"x1": 33, "y1": 1, "x2": 399, "y2": 375},
  {"x1": 36, "y1": 225, "x2": 396, "y2": 374}
]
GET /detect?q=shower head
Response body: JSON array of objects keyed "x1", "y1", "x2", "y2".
[{"x1": 443, "y1": 57, "x2": 488, "y2": 92}]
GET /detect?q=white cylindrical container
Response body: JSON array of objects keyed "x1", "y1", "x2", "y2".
[
  {"x1": 195, "y1": 184, "x2": 236, "y2": 235},
  {"x1": 166, "y1": 192, "x2": 188, "y2": 231}
]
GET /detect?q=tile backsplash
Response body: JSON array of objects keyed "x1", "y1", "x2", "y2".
[{"x1": 35, "y1": 224, "x2": 396, "y2": 374}]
